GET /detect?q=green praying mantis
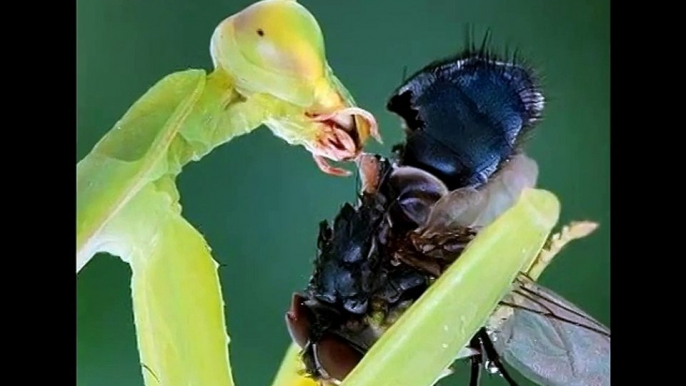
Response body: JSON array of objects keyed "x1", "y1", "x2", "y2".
[
  {"x1": 77, "y1": 1, "x2": 378, "y2": 385},
  {"x1": 76, "y1": 1, "x2": 593, "y2": 386}
]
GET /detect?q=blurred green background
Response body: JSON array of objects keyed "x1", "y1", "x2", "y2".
[{"x1": 76, "y1": 0, "x2": 609, "y2": 385}]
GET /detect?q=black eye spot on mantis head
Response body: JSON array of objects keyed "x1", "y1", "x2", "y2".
[{"x1": 256, "y1": 28, "x2": 265, "y2": 37}]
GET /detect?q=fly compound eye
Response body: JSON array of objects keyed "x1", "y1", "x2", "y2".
[
  {"x1": 314, "y1": 334, "x2": 363, "y2": 382},
  {"x1": 285, "y1": 293, "x2": 311, "y2": 348},
  {"x1": 389, "y1": 166, "x2": 449, "y2": 227}
]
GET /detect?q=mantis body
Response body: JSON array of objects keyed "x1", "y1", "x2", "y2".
[{"x1": 77, "y1": 1, "x2": 377, "y2": 386}]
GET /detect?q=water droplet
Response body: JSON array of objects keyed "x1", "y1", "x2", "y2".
[{"x1": 485, "y1": 361, "x2": 500, "y2": 374}]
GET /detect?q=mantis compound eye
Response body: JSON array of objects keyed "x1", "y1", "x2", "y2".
[
  {"x1": 210, "y1": 0, "x2": 325, "y2": 106},
  {"x1": 210, "y1": 0, "x2": 380, "y2": 177}
]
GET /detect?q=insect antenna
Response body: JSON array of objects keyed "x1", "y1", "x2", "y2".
[{"x1": 477, "y1": 328, "x2": 520, "y2": 386}]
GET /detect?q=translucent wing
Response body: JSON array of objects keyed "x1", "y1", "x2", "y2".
[
  {"x1": 419, "y1": 153, "x2": 538, "y2": 236},
  {"x1": 488, "y1": 278, "x2": 610, "y2": 386}
]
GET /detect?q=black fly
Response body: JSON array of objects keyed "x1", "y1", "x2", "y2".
[{"x1": 285, "y1": 40, "x2": 609, "y2": 386}]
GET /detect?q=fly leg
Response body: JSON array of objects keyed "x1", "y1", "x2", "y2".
[
  {"x1": 392, "y1": 227, "x2": 478, "y2": 277},
  {"x1": 476, "y1": 328, "x2": 519, "y2": 386},
  {"x1": 468, "y1": 334, "x2": 484, "y2": 386}
]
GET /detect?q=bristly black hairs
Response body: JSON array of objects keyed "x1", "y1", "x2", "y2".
[
  {"x1": 395, "y1": 28, "x2": 545, "y2": 127},
  {"x1": 385, "y1": 27, "x2": 545, "y2": 189},
  {"x1": 399, "y1": 28, "x2": 544, "y2": 131}
]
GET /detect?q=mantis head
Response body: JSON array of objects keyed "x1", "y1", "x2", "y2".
[{"x1": 210, "y1": 0, "x2": 380, "y2": 176}]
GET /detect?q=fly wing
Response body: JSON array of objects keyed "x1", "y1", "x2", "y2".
[
  {"x1": 419, "y1": 153, "x2": 538, "y2": 237},
  {"x1": 488, "y1": 279, "x2": 610, "y2": 386}
]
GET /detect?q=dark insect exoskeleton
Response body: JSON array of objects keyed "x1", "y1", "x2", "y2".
[
  {"x1": 285, "y1": 43, "x2": 610, "y2": 386},
  {"x1": 286, "y1": 176, "x2": 437, "y2": 381},
  {"x1": 386, "y1": 46, "x2": 543, "y2": 191}
]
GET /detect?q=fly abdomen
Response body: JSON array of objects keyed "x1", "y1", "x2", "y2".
[{"x1": 387, "y1": 53, "x2": 544, "y2": 191}]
